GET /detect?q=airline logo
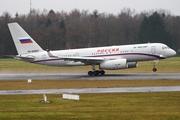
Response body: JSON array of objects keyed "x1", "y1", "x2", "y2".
[
  {"x1": 97, "y1": 47, "x2": 119, "y2": 53},
  {"x1": 19, "y1": 38, "x2": 33, "y2": 44}
]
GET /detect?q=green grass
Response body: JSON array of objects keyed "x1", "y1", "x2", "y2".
[
  {"x1": 0, "y1": 93, "x2": 179, "y2": 120},
  {"x1": 0, "y1": 57, "x2": 180, "y2": 73}
]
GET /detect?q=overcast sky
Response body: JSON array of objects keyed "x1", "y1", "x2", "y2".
[{"x1": 0, "y1": 0, "x2": 180, "y2": 16}]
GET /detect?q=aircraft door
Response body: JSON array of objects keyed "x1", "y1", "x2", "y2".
[
  {"x1": 42, "y1": 54, "x2": 46, "y2": 63},
  {"x1": 151, "y1": 46, "x2": 156, "y2": 54}
]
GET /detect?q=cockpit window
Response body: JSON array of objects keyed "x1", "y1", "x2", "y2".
[{"x1": 162, "y1": 46, "x2": 169, "y2": 50}]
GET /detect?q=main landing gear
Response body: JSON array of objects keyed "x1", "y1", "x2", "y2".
[
  {"x1": 88, "y1": 70, "x2": 105, "y2": 76},
  {"x1": 88, "y1": 64, "x2": 105, "y2": 76},
  {"x1": 152, "y1": 60, "x2": 159, "y2": 72}
]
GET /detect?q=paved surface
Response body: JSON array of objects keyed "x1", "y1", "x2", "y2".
[
  {"x1": 0, "y1": 86, "x2": 180, "y2": 95},
  {"x1": 0, "y1": 73, "x2": 179, "y2": 80}
]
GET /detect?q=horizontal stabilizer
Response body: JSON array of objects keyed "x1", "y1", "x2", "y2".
[
  {"x1": 15, "y1": 56, "x2": 35, "y2": 62},
  {"x1": 5, "y1": 54, "x2": 35, "y2": 62}
]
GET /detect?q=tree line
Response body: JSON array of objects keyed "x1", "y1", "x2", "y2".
[{"x1": 0, "y1": 8, "x2": 180, "y2": 57}]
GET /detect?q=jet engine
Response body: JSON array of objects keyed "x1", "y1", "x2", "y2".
[
  {"x1": 100, "y1": 59, "x2": 127, "y2": 70},
  {"x1": 127, "y1": 62, "x2": 138, "y2": 68},
  {"x1": 100, "y1": 59, "x2": 138, "y2": 70}
]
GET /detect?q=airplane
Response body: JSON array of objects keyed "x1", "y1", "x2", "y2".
[{"x1": 7, "y1": 22, "x2": 176, "y2": 76}]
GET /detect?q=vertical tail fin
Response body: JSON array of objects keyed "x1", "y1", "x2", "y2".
[{"x1": 8, "y1": 22, "x2": 44, "y2": 55}]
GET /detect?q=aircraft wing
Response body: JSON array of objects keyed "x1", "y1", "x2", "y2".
[
  {"x1": 61, "y1": 56, "x2": 104, "y2": 63},
  {"x1": 47, "y1": 51, "x2": 104, "y2": 63}
]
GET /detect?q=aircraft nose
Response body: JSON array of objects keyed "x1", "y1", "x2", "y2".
[{"x1": 170, "y1": 49, "x2": 176, "y2": 56}]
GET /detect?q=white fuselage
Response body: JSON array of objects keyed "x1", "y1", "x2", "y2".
[
  {"x1": 8, "y1": 22, "x2": 176, "y2": 75},
  {"x1": 20, "y1": 43, "x2": 176, "y2": 67}
]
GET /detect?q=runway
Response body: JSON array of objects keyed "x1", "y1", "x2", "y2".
[{"x1": 0, "y1": 73, "x2": 179, "y2": 80}]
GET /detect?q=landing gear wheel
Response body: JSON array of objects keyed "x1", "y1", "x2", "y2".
[
  {"x1": 153, "y1": 68, "x2": 157, "y2": 72},
  {"x1": 94, "y1": 70, "x2": 100, "y2": 76},
  {"x1": 100, "y1": 70, "x2": 105, "y2": 75},
  {"x1": 88, "y1": 71, "x2": 93, "y2": 76}
]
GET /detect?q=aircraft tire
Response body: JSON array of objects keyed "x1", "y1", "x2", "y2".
[
  {"x1": 94, "y1": 70, "x2": 100, "y2": 76},
  {"x1": 100, "y1": 70, "x2": 105, "y2": 75},
  {"x1": 88, "y1": 71, "x2": 93, "y2": 76},
  {"x1": 153, "y1": 68, "x2": 157, "y2": 72}
]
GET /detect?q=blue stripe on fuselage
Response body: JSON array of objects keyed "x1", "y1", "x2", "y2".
[{"x1": 32, "y1": 53, "x2": 164, "y2": 63}]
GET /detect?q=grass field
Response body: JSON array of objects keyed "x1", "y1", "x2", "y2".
[
  {"x1": 0, "y1": 93, "x2": 180, "y2": 120},
  {"x1": 0, "y1": 57, "x2": 180, "y2": 120}
]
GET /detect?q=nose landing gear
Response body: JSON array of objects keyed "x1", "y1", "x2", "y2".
[
  {"x1": 153, "y1": 68, "x2": 157, "y2": 72},
  {"x1": 152, "y1": 60, "x2": 159, "y2": 72}
]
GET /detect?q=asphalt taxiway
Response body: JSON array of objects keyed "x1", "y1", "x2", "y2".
[
  {"x1": 0, "y1": 86, "x2": 180, "y2": 95},
  {"x1": 0, "y1": 73, "x2": 179, "y2": 80}
]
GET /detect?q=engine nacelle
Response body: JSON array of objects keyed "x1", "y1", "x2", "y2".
[
  {"x1": 127, "y1": 62, "x2": 138, "y2": 68},
  {"x1": 100, "y1": 59, "x2": 128, "y2": 70}
]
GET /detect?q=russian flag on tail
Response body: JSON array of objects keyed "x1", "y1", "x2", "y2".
[{"x1": 19, "y1": 38, "x2": 33, "y2": 44}]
